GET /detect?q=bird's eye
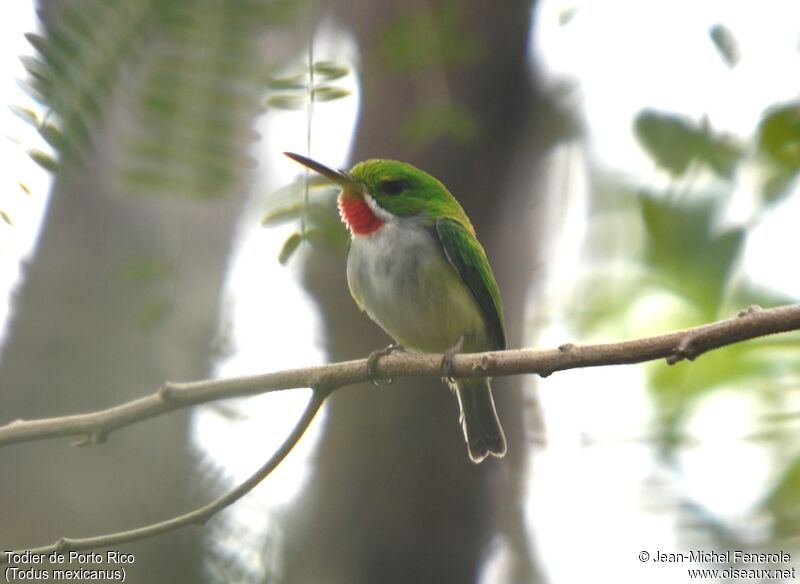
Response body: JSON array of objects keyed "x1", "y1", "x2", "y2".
[{"x1": 381, "y1": 180, "x2": 404, "y2": 195}]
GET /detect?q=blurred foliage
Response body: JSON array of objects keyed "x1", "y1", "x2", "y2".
[
  {"x1": 116, "y1": 253, "x2": 172, "y2": 285},
  {"x1": 21, "y1": 0, "x2": 149, "y2": 169},
  {"x1": 262, "y1": 177, "x2": 349, "y2": 264},
  {"x1": 266, "y1": 60, "x2": 352, "y2": 110},
  {"x1": 374, "y1": 0, "x2": 483, "y2": 149},
  {"x1": 376, "y1": 0, "x2": 482, "y2": 73},
  {"x1": 113, "y1": 253, "x2": 175, "y2": 328},
  {"x1": 0, "y1": 177, "x2": 35, "y2": 229},
  {"x1": 639, "y1": 194, "x2": 744, "y2": 320},
  {"x1": 599, "y1": 79, "x2": 800, "y2": 550},
  {"x1": 401, "y1": 102, "x2": 478, "y2": 149},
  {"x1": 755, "y1": 103, "x2": 800, "y2": 204},
  {"x1": 634, "y1": 110, "x2": 742, "y2": 179},
  {"x1": 263, "y1": 54, "x2": 354, "y2": 263},
  {"x1": 708, "y1": 24, "x2": 739, "y2": 68},
  {"x1": 765, "y1": 454, "x2": 800, "y2": 539},
  {"x1": 261, "y1": 0, "x2": 489, "y2": 260},
  {"x1": 20, "y1": 0, "x2": 296, "y2": 198},
  {"x1": 561, "y1": 70, "x2": 800, "y2": 551}
]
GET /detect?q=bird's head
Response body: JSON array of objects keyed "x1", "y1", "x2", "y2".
[{"x1": 284, "y1": 152, "x2": 471, "y2": 235}]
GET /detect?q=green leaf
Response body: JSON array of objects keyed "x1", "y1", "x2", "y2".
[
  {"x1": 758, "y1": 103, "x2": 800, "y2": 168},
  {"x1": 278, "y1": 232, "x2": 304, "y2": 264},
  {"x1": 20, "y1": 55, "x2": 52, "y2": 98},
  {"x1": 703, "y1": 133, "x2": 741, "y2": 179},
  {"x1": 640, "y1": 193, "x2": 743, "y2": 318},
  {"x1": 760, "y1": 173, "x2": 798, "y2": 205},
  {"x1": 24, "y1": 33, "x2": 63, "y2": 69},
  {"x1": 27, "y1": 149, "x2": 59, "y2": 172},
  {"x1": 755, "y1": 103, "x2": 800, "y2": 205},
  {"x1": 634, "y1": 110, "x2": 741, "y2": 178},
  {"x1": 312, "y1": 86, "x2": 351, "y2": 102},
  {"x1": 265, "y1": 93, "x2": 306, "y2": 110},
  {"x1": 709, "y1": 24, "x2": 739, "y2": 68},
  {"x1": 262, "y1": 202, "x2": 306, "y2": 226},
  {"x1": 9, "y1": 105, "x2": 40, "y2": 126},
  {"x1": 38, "y1": 123, "x2": 66, "y2": 151},
  {"x1": 634, "y1": 111, "x2": 700, "y2": 175},
  {"x1": 266, "y1": 60, "x2": 350, "y2": 102},
  {"x1": 313, "y1": 61, "x2": 349, "y2": 81},
  {"x1": 266, "y1": 72, "x2": 307, "y2": 91}
]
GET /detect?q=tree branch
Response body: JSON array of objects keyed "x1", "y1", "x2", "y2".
[
  {"x1": 1, "y1": 304, "x2": 799, "y2": 559},
  {"x1": 1, "y1": 304, "x2": 800, "y2": 450},
  {"x1": 0, "y1": 388, "x2": 329, "y2": 564}
]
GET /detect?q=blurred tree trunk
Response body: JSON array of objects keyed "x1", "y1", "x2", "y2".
[
  {"x1": 285, "y1": 1, "x2": 552, "y2": 582},
  {"x1": 0, "y1": 2, "x2": 270, "y2": 581},
  {"x1": 0, "y1": 155, "x2": 242, "y2": 584},
  {"x1": 0, "y1": 90, "x2": 242, "y2": 584}
]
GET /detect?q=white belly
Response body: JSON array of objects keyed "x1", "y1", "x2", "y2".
[{"x1": 347, "y1": 221, "x2": 487, "y2": 353}]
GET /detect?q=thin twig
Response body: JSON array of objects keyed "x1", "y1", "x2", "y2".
[
  {"x1": 1, "y1": 304, "x2": 799, "y2": 449},
  {"x1": 0, "y1": 388, "x2": 330, "y2": 564},
  {"x1": 301, "y1": 0, "x2": 315, "y2": 237}
]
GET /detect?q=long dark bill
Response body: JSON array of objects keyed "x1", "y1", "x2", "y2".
[{"x1": 284, "y1": 152, "x2": 357, "y2": 190}]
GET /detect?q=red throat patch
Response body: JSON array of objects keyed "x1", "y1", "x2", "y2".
[{"x1": 338, "y1": 192, "x2": 383, "y2": 235}]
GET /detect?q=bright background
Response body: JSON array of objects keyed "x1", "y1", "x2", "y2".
[{"x1": 1, "y1": 1, "x2": 799, "y2": 583}]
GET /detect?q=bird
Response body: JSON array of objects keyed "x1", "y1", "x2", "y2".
[{"x1": 285, "y1": 152, "x2": 507, "y2": 463}]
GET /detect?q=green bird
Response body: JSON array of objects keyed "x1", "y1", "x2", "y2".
[{"x1": 285, "y1": 152, "x2": 507, "y2": 463}]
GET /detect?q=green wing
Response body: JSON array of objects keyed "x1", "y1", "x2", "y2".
[{"x1": 435, "y1": 218, "x2": 506, "y2": 350}]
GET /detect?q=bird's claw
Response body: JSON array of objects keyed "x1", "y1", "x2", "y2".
[
  {"x1": 441, "y1": 336, "x2": 465, "y2": 383},
  {"x1": 367, "y1": 343, "x2": 401, "y2": 386}
]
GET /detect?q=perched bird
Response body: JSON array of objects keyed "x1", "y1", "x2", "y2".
[{"x1": 285, "y1": 152, "x2": 507, "y2": 463}]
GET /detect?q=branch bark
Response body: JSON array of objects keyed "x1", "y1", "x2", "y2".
[
  {"x1": 2, "y1": 304, "x2": 799, "y2": 451},
  {"x1": 1, "y1": 304, "x2": 799, "y2": 560}
]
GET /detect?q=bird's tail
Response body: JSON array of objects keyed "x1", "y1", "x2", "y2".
[{"x1": 454, "y1": 378, "x2": 507, "y2": 463}]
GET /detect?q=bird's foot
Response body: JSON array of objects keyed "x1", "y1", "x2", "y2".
[
  {"x1": 366, "y1": 343, "x2": 403, "y2": 386},
  {"x1": 441, "y1": 336, "x2": 465, "y2": 383}
]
